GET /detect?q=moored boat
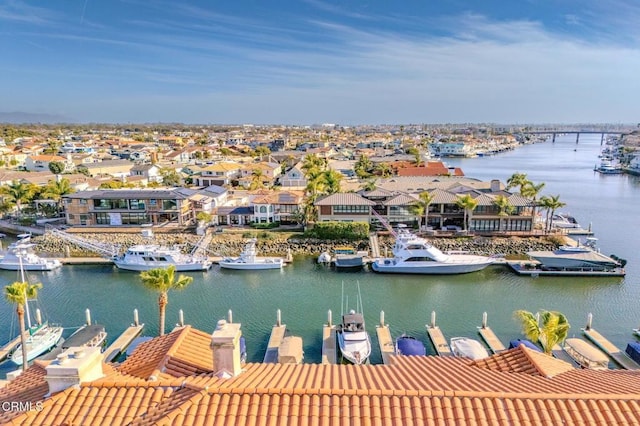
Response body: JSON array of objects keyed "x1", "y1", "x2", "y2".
[
  {"x1": 563, "y1": 338, "x2": 609, "y2": 370},
  {"x1": 113, "y1": 245, "x2": 212, "y2": 272},
  {"x1": 0, "y1": 235, "x2": 62, "y2": 271},
  {"x1": 370, "y1": 226, "x2": 495, "y2": 274},
  {"x1": 395, "y1": 334, "x2": 426, "y2": 356},
  {"x1": 450, "y1": 337, "x2": 489, "y2": 360},
  {"x1": 336, "y1": 282, "x2": 371, "y2": 365},
  {"x1": 219, "y1": 238, "x2": 284, "y2": 270},
  {"x1": 525, "y1": 237, "x2": 625, "y2": 273}
]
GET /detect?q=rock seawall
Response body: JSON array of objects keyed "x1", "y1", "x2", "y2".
[{"x1": 32, "y1": 232, "x2": 559, "y2": 257}]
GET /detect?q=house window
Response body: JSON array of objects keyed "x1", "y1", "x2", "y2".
[
  {"x1": 162, "y1": 199, "x2": 177, "y2": 210},
  {"x1": 149, "y1": 199, "x2": 157, "y2": 207},
  {"x1": 259, "y1": 206, "x2": 267, "y2": 213},
  {"x1": 129, "y1": 199, "x2": 146, "y2": 210},
  {"x1": 80, "y1": 199, "x2": 87, "y2": 205},
  {"x1": 333, "y1": 205, "x2": 369, "y2": 214}
]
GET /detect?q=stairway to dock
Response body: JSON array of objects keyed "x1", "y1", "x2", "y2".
[{"x1": 369, "y1": 234, "x2": 381, "y2": 258}]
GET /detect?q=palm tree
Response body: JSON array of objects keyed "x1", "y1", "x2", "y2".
[
  {"x1": 375, "y1": 162, "x2": 393, "y2": 177},
  {"x1": 249, "y1": 168, "x2": 266, "y2": 190},
  {"x1": 513, "y1": 310, "x2": 570, "y2": 355},
  {"x1": 539, "y1": 194, "x2": 566, "y2": 233},
  {"x1": 0, "y1": 180, "x2": 35, "y2": 217},
  {"x1": 4, "y1": 281, "x2": 42, "y2": 371},
  {"x1": 410, "y1": 191, "x2": 435, "y2": 231},
  {"x1": 40, "y1": 177, "x2": 75, "y2": 214},
  {"x1": 323, "y1": 170, "x2": 343, "y2": 194},
  {"x1": 301, "y1": 154, "x2": 325, "y2": 177},
  {"x1": 360, "y1": 179, "x2": 377, "y2": 192},
  {"x1": 506, "y1": 172, "x2": 529, "y2": 192},
  {"x1": 520, "y1": 181, "x2": 545, "y2": 218},
  {"x1": 139, "y1": 266, "x2": 193, "y2": 336},
  {"x1": 456, "y1": 194, "x2": 478, "y2": 231},
  {"x1": 493, "y1": 195, "x2": 514, "y2": 232}
]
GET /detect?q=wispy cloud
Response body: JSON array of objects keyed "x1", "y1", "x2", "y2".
[{"x1": 0, "y1": 0, "x2": 56, "y2": 24}]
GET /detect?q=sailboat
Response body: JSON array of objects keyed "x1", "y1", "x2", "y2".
[
  {"x1": 336, "y1": 282, "x2": 371, "y2": 365},
  {"x1": 9, "y1": 251, "x2": 63, "y2": 366}
]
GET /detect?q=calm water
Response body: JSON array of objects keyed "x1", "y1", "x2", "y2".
[{"x1": 1, "y1": 134, "x2": 639, "y2": 376}]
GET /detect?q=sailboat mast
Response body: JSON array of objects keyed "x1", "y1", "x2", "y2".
[{"x1": 18, "y1": 251, "x2": 32, "y2": 330}]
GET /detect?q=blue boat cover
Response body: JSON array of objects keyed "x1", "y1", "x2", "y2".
[
  {"x1": 625, "y1": 342, "x2": 640, "y2": 365},
  {"x1": 396, "y1": 336, "x2": 426, "y2": 356},
  {"x1": 509, "y1": 339, "x2": 542, "y2": 352}
]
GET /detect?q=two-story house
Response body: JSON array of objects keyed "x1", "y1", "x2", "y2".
[{"x1": 194, "y1": 162, "x2": 242, "y2": 186}]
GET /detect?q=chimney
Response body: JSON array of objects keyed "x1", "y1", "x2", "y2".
[
  {"x1": 44, "y1": 346, "x2": 104, "y2": 395},
  {"x1": 490, "y1": 179, "x2": 502, "y2": 192},
  {"x1": 211, "y1": 319, "x2": 243, "y2": 378}
]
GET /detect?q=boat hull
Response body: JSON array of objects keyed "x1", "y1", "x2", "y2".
[
  {"x1": 371, "y1": 258, "x2": 493, "y2": 274},
  {"x1": 337, "y1": 331, "x2": 371, "y2": 365},
  {"x1": 114, "y1": 261, "x2": 212, "y2": 272},
  {"x1": 11, "y1": 325, "x2": 63, "y2": 365},
  {"x1": 218, "y1": 259, "x2": 283, "y2": 270},
  {"x1": 0, "y1": 260, "x2": 62, "y2": 271}
]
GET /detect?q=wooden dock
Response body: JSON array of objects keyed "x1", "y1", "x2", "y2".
[
  {"x1": 478, "y1": 326, "x2": 506, "y2": 354},
  {"x1": 0, "y1": 335, "x2": 23, "y2": 362},
  {"x1": 426, "y1": 325, "x2": 453, "y2": 356},
  {"x1": 263, "y1": 324, "x2": 286, "y2": 363},
  {"x1": 60, "y1": 257, "x2": 114, "y2": 265},
  {"x1": 321, "y1": 325, "x2": 337, "y2": 365},
  {"x1": 376, "y1": 324, "x2": 395, "y2": 365},
  {"x1": 103, "y1": 324, "x2": 144, "y2": 362},
  {"x1": 583, "y1": 327, "x2": 640, "y2": 370}
]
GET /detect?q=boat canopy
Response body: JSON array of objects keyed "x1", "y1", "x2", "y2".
[
  {"x1": 508, "y1": 339, "x2": 542, "y2": 352},
  {"x1": 625, "y1": 342, "x2": 640, "y2": 365},
  {"x1": 396, "y1": 336, "x2": 427, "y2": 356}
]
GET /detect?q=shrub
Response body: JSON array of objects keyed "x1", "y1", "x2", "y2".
[{"x1": 304, "y1": 221, "x2": 369, "y2": 240}]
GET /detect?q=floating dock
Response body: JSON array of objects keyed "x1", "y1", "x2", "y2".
[
  {"x1": 477, "y1": 313, "x2": 506, "y2": 354},
  {"x1": 321, "y1": 324, "x2": 337, "y2": 365},
  {"x1": 0, "y1": 335, "x2": 23, "y2": 362},
  {"x1": 508, "y1": 262, "x2": 625, "y2": 277},
  {"x1": 60, "y1": 257, "x2": 114, "y2": 265},
  {"x1": 583, "y1": 328, "x2": 639, "y2": 370},
  {"x1": 425, "y1": 312, "x2": 453, "y2": 356},
  {"x1": 376, "y1": 311, "x2": 395, "y2": 365},
  {"x1": 263, "y1": 309, "x2": 286, "y2": 363},
  {"x1": 102, "y1": 310, "x2": 144, "y2": 362}
]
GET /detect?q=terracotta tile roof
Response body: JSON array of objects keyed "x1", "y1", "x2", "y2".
[
  {"x1": 472, "y1": 345, "x2": 575, "y2": 378},
  {"x1": 5, "y1": 333, "x2": 640, "y2": 425},
  {"x1": 0, "y1": 361, "x2": 49, "y2": 424},
  {"x1": 117, "y1": 326, "x2": 213, "y2": 379}
]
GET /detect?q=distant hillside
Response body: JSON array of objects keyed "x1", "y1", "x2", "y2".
[{"x1": 0, "y1": 111, "x2": 76, "y2": 124}]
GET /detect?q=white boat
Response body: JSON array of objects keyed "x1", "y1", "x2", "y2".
[
  {"x1": 370, "y1": 226, "x2": 495, "y2": 274},
  {"x1": 563, "y1": 338, "x2": 609, "y2": 370},
  {"x1": 450, "y1": 337, "x2": 489, "y2": 360},
  {"x1": 0, "y1": 237, "x2": 62, "y2": 271},
  {"x1": 336, "y1": 283, "x2": 371, "y2": 365},
  {"x1": 595, "y1": 160, "x2": 623, "y2": 174},
  {"x1": 527, "y1": 237, "x2": 625, "y2": 270},
  {"x1": 113, "y1": 245, "x2": 212, "y2": 272},
  {"x1": 9, "y1": 254, "x2": 63, "y2": 366},
  {"x1": 219, "y1": 239, "x2": 284, "y2": 270},
  {"x1": 549, "y1": 213, "x2": 582, "y2": 229}
]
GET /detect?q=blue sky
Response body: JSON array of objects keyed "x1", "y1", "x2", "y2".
[{"x1": 1, "y1": 0, "x2": 639, "y2": 124}]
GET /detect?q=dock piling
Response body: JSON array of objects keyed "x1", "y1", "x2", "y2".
[
  {"x1": 276, "y1": 309, "x2": 281, "y2": 327},
  {"x1": 228, "y1": 309, "x2": 233, "y2": 324},
  {"x1": 482, "y1": 312, "x2": 487, "y2": 329},
  {"x1": 380, "y1": 310, "x2": 385, "y2": 327},
  {"x1": 85, "y1": 308, "x2": 91, "y2": 326},
  {"x1": 586, "y1": 312, "x2": 593, "y2": 330},
  {"x1": 327, "y1": 309, "x2": 332, "y2": 327},
  {"x1": 431, "y1": 311, "x2": 436, "y2": 328},
  {"x1": 133, "y1": 309, "x2": 139, "y2": 326},
  {"x1": 178, "y1": 309, "x2": 184, "y2": 327},
  {"x1": 36, "y1": 309, "x2": 42, "y2": 326}
]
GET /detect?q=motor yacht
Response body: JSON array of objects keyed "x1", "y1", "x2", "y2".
[
  {"x1": 113, "y1": 245, "x2": 212, "y2": 272},
  {"x1": 219, "y1": 239, "x2": 284, "y2": 270},
  {"x1": 370, "y1": 226, "x2": 495, "y2": 274}
]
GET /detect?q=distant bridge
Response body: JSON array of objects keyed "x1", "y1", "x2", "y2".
[{"x1": 523, "y1": 130, "x2": 626, "y2": 144}]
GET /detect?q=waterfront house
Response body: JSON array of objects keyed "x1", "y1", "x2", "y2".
[
  {"x1": 63, "y1": 188, "x2": 204, "y2": 226},
  {"x1": 314, "y1": 176, "x2": 536, "y2": 233},
  {"x1": 2, "y1": 323, "x2": 640, "y2": 424},
  {"x1": 251, "y1": 190, "x2": 304, "y2": 225}
]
